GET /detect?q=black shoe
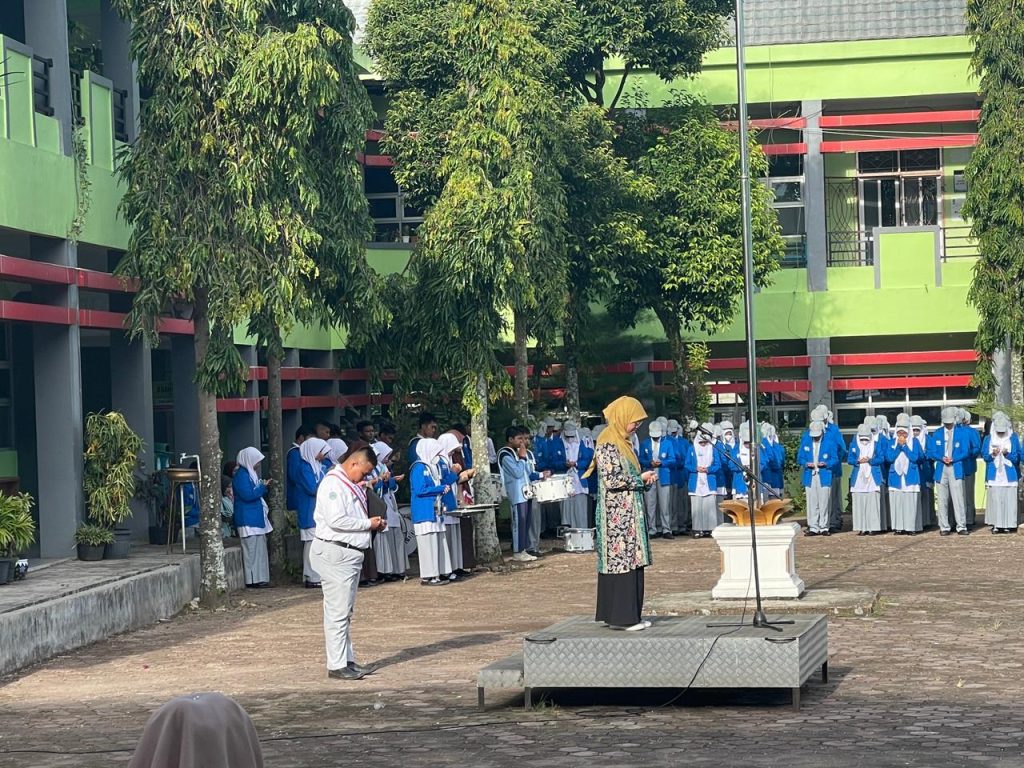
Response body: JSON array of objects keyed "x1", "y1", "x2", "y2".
[
  {"x1": 420, "y1": 578, "x2": 445, "y2": 586},
  {"x1": 662, "y1": 532, "x2": 674, "y2": 540},
  {"x1": 804, "y1": 530, "x2": 818, "y2": 537},
  {"x1": 527, "y1": 549, "x2": 543, "y2": 558},
  {"x1": 857, "y1": 531, "x2": 866, "y2": 536},
  {"x1": 328, "y1": 667, "x2": 367, "y2": 681},
  {"x1": 304, "y1": 581, "x2": 322, "y2": 589},
  {"x1": 957, "y1": 529, "x2": 970, "y2": 536},
  {"x1": 348, "y1": 661, "x2": 379, "y2": 676},
  {"x1": 821, "y1": 530, "x2": 831, "y2": 537},
  {"x1": 650, "y1": 532, "x2": 662, "y2": 539},
  {"x1": 940, "y1": 530, "x2": 952, "y2": 536}
]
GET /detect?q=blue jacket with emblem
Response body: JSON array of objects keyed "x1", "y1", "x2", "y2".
[
  {"x1": 232, "y1": 471, "x2": 268, "y2": 529},
  {"x1": 982, "y1": 434, "x2": 1022, "y2": 484},
  {"x1": 639, "y1": 437, "x2": 678, "y2": 486},
  {"x1": 884, "y1": 438, "x2": 923, "y2": 489},
  {"x1": 799, "y1": 432, "x2": 841, "y2": 487},
  {"x1": 846, "y1": 437, "x2": 884, "y2": 488},
  {"x1": 927, "y1": 426, "x2": 971, "y2": 480}
]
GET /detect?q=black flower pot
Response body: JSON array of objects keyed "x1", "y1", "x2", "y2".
[
  {"x1": 104, "y1": 540, "x2": 131, "y2": 559},
  {"x1": 77, "y1": 543, "x2": 105, "y2": 561}
]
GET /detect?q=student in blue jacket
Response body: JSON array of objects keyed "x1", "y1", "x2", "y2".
[
  {"x1": 639, "y1": 421, "x2": 678, "y2": 539},
  {"x1": 982, "y1": 414, "x2": 1021, "y2": 533},
  {"x1": 800, "y1": 420, "x2": 840, "y2": 536},
  {"x1": 295, "y1": 437, "x2": 329, "y2": 587},
  {"x1": 959, "y1": 409, "x2": 981, "y2": 527},
  {"x1": 848, "y1": 424, "x2": 884, "y2": 534},
  {"x1": 927, "y1": 407, "x2": 970, "y2": 535},
  {"x1": 409, "y1": 438, "x2": 456, "y2": 586},
  {"x1": 666, "y1": 420, "x2": 690, "y2": 534},
  {"x1": 685, "y1": 425, "x2": 722, "y2": 537},
  {"x1": 886, "y1": 420, "x2": 923, "y2": 534},
  {"x1": 285, "y1": 425, "x2": 313, "y2": 515},
  {"x1": 232, "y1": 447, "x2": 273, "y2": 587},
  {"x1": 760, "y1": 423, "x2": 786, "y2": 499},
  {"x1": 911, "y1": 415, "x2": 935, "y2": 528}
]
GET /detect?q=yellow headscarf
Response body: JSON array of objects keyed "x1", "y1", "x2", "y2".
[{"x1": 582, "y1": 396, "x2": 647, "y2": 477}]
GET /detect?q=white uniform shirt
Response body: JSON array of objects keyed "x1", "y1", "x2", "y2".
[{"x1": 313, "y1": 467, "x2": 372, "y2": 549}]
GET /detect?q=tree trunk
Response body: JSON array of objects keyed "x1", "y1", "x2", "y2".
[
  {"x1": 192, "y1": 298, "x2": 229, "y2": 608},
  {"x1": 470, "y1": 373, "x2": 503, "y2": 565},
  {"x1": 663, "y1": 316, "x2": 691, "y2": 417},
  {"x1": 564, "y1": 310, "x2": 581, "y2": 422},
  {"x1": 513, "y1": 309, "x2": 530, "y2": 422},
  {"x1": 264, "y1": 333, "x2": 288, "y2": 584}
]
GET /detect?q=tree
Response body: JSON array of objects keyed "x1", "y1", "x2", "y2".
[
  {"x1": 365, "y1": 0, "x2": 571, "y2": 563},
  {"x1": 609, "y1": 97, "x2": 784, "y2": 417},
  {"x1": 115, "y1": 0, "x2": 376, "y2": 604},
  {"x1": 964, "y1": 0, "x2": 1024, "y2": 419}
]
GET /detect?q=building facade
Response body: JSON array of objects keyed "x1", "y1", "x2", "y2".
[{"x1": 0, "y1": 0, "x2": 987, "y2": 556}]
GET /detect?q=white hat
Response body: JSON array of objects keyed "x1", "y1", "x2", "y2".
[
  {"x1": 720, "y1": 420, "x2": 734, "y2": 432},
  {"x1": 543, "y1": 417, "x2": 557, "y2": 428},
  {"x1": 809, "y1": 420, "x2": 824, "y2": 438},
  {"x1": 856, "y1": 424, "x2": 871, "y2": 439},
  {"x1": 941, "y1": 407, "x2": 957, "y2": 425},
  {"x1": 739, "y1": 422, "x2": 751, "y2": 443},
  {"x1": 562, "y1": 423, "x2": 578, "y2": 437},
  {"x1": 657, "y1": 416, "x2": 669, "y2": 426},
  {"x1": 895, "y1": 413, "x2": 912, "y2": 429},
  {"x1": 649, "y1": 422, "x2": 665, "y2": 438},
  {"x1": 666, "y1": 419, "x2": 681, "y2": 434},
  {"x1": 592, "y1": 424, "x2": 606, "y2": 439},
  {"x1": 994, "y1": 414, "x2": 1011, "y2": 433},
  {"x1": 811, "y1": 405, "x2": 828, "y2": 422}
]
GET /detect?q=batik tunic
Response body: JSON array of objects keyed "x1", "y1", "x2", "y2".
[{"x1": 595, "y1": 443, "x2": 652, "y2": 575}]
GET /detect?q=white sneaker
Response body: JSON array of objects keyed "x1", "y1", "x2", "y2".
[
  {"x1": 625, "y1": 622, "x2": 648, "y2": 632},
  {"x1": 512, "y1": 551, "x2": 536, "y2": 562}
]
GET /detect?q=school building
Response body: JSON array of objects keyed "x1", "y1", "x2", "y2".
[{"x1": 0, "y1": 0, "x2": 988, "y2": 556}]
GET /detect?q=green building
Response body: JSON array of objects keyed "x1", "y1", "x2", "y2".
[{"x1": 0, "y1": 0, "x2": 989, "y2": 556}]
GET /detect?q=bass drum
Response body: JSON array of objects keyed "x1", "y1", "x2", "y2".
[{"x1": 399, "y1": 506, "x2": 417, "y2": 556}]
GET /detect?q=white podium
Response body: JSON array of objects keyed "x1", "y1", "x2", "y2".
[{"x1": 711, "y1": 521, "x2": 805, "y2": 599}]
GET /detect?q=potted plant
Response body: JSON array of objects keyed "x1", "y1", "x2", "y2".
[
  {"x1": 75, "y1": 523, "x2": 114, "y2": 561},
  {"x1": 136, "y1": 469, "x2": 171, "y2": 545},
  {"x1": 0, "y1": 491, "x2": 35, "y2": 584},
  {"x1": 83, "y1": 411, "x2": 142, "y2": 558}
]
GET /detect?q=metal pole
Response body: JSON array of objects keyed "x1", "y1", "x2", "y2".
[{"x1": 734, "y1": 0, "x2": 769, "y2": 627}]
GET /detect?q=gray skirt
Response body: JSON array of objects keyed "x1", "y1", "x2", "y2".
[
  {"x1": 374, "y1": 526, "x2": 409, "y2": 576},
  {"x1": 889, "y1": 489, "x2": 922, "y2": 532},
  {"x1": 690, "y1": 494, "x2": 721, "y2": 532},
  {"x1": 852, "y1": 492, "x2": 882, "y2": 532},
  {"x1": 986, "y1": 485, "x2": 1018, "y2": 529},
  {"x1": 240, "y1": 534, "x2": 270, "y2": 585}
]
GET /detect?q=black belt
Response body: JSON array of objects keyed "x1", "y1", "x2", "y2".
[{"x1": 316, "y1": 537, "x2": 368, "y2": 553}]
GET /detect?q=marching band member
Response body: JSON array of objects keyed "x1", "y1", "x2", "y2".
[
  {"x1": 560, "y1": 423, "x2": 593, "y2": 530},
  {"x1": 409, "y1": 438, "x2": 456, "y2": 586}
]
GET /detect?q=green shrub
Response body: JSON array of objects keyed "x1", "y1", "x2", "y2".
[
  {"x1": 74, "y1": 523, "x2": 115, "y2": 546},
  {"x1": 0, "y1": 491, "x2": 35, "y2": 556}
]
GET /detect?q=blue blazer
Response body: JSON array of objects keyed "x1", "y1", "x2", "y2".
[
  {"x1": 799, "y1": 433, "x2": 841, "y2": 487},
  {"x1": 293, "y1": 463, "x2": 323, "y2": 530},
  {"x1": 826, "y1": 423, "x2": 847, "y2": 462},
  {"x1": 927, "y1": 426, "x2": 970, "y2": 480},
  {"x1": 639, "y1": 437, "x2": 677, "y2": 486},
  {"x1": 572, "y1": 444, "x2": 595, "y2": 486},
  {"x1": 285, "y1": 445, "x2": 302, "y2": 510},
  {"x1": 178, "y1": 483, "x2": 200, "y2": 527},
  {"x1": 846, "y1": 438, "x2": 884, "y2": 488},
  {"x1": 407, "y1": 437, "x2": 422, "y2": 466},
  {"x1": 962, "y1": 427, "x2": 981, "y2": 476},
  {"x1": 885, "y1": 439, "x2": 922, "y2": 489},
  {"x1": 532, "y1": 437, "x2": 549, "y2": 472},
  {"x1": 438, "y1": 458, "x2": 460, "y2": 512},
  {"x1": 462, "y1": 438, "x2": 474, "y2": 470},
  {"x1": 714, "y1": 442, "x2": 735, "y2": 490},
  {"x1": 982, "y1": 434, "x2": 1022, "y2": 484},
  {"x1": 684, "y1": 443, "x2": 721, "y2": 493},
  {"x1": 545, "y1": 437, "x2": 567, "y2": 474},
  {"x1": 761, "y1": 439, "x2": 785, "y2": 489},
  {"x1": 499, "y1": 447, "x2": 541, "y2": 505},
  {"x1": 731, "y1": 451, "x2": 768, "y2": 497},
  {"x1": 232, "y1": 471, "x2": 268, "y2": 529},
  {"x1": 666, "y1": 436, "x2": 687, "y2": 487},
  {"x1": 409, "y1": 462, "x2": 447, "y2": 523}
]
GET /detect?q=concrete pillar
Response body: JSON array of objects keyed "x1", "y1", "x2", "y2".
[
  {"x1": 802, "y1": 100, "x2": 827, "y2": 292},
  {"x1": 23, "y1": 0, "x2": 73, "y2": 154},
  {"x1": 99, "y1": 0, "x2": 139, "y2": 141},
  {"x1": 282, "y1": 348, "x2": 301, "y2": 451},
  {"x1": 111, "y1": 332, "x2": 154, "y2": 539},
  {"x1": 170, "y1": 336, "x2": 200, "y2": 456},
  {"x1": 807, "y1": 338, "x2": 831, "y2": 412}
]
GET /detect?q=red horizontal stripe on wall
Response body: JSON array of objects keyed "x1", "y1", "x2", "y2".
[
  {"x1": 78, "y1": 309, "x2": 127, "y2": 329},
  {"x1": 761, "y1": 143, "x2": 807, "y2": 156},
  {"x1": 722, "y1": 117, "x2": 808, "y2": 130},
  {"x1": 0, "y1": 255, "x2": 72, "y2": 285},
  {"x1": 829, "y1": 375, "x2": 974, "y2": 391},
  {"x1": 649, "y1": 356, "x2": 811, "y2": 373},
  {"x1": 828, "y1": 350, "x2": 978, "y2": 366},
  {"x1": 821, "y1": 135, "x2": 978, "y2": 153},
  {"x1": 77, "y1": 269, "x2": 136, "y2": 292},
  {"x1": 155, "y1": 317, "x2": 195, "y2": 335},
  {"x1": 709, "y1": 380, "x2": 812, "y2": 395},
  {"x1": 0, "y1": 300, "x2": 75, "y2": 324},
  {"x1": 819, "y1": 110, "x2": 980, "y2": 128}
]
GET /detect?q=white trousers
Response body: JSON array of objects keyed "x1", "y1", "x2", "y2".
[{"x1": 309, "y1": 539, "x2": 363, "y2": 671}]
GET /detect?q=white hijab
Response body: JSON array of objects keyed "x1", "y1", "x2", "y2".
[
  {"x1": 300, "y1": 438, "x2": 327, "y2": 480},
  {"x1": 326, "y1": 438, "x2": 348, "y2": 464},
  {"x1": 236, "y1": 447, "x2": 264, "y2": 486},
  {"x1": 437, "y1": 432, "x2": 462, "y2": 463},
  {"x1": 893, "y1": 428, "x2": 911, "y2": 477},
  {"x1": 693, "y1": 432, "x2": 714, "y2": 496},
  {"x1": 852, "y1": 427, "x2": 877, "y2": 493},
  {"x1": 415, "y1": 437, "x2": 444, "y2": 482},
  {"x1": 372, "y1": 440, "x2": 393, "y2": 464},
  {"x1": 990, "y1": 417, "x2": 1015, "y2": 484}
]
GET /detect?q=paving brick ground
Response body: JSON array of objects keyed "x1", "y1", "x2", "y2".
[{"x1": 2, "y1": 526, "x2": 1024, "y2": 767}]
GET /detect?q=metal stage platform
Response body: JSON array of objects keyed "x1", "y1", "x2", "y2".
[{"x1": 478, "y1": 614, "x2": 828, "y2": 710}]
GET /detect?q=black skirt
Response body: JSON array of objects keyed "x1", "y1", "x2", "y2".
[{"x1": 595, "y1": 567, "x2": 645, "y2": 627}]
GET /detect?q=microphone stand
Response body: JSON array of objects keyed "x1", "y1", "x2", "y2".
[{"x1": 703, "y1": 0, "x2": 792, "y2": 632}]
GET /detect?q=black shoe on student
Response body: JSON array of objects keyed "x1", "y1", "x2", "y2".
[
  {"x1": 939, "y1": 530, "x2": 952, "y2": 536},
  {"x1": 821, "y1": 530, "x2": 831, "y2": 537},
  {"x1": 662, "y1": 532, "x2": 674, "y2": 540},
  {"x1": 650, "y1": 532, "x2": 662, "y2": 539},
  {"x1": 348, "y1": 662, "x2": 379, "y2": 676},
  {"x1": 527, "y1": 549, "x2": 543, "y2": 558},
  {"x1": 804, "y1": 530, "x2": 818, "y2": 537},
  {"x1": 957, "y1": 529, "x2": 970, "y2": 536},
  {"x1": 328, "y1": 667, "x2": 367, "y2": 681},
  {"x1": 304, "y1": 581, "x2": 321, "y2": 589}
]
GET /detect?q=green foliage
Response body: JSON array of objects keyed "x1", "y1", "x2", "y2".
[
  {"x1": 135, "y1": 469, "x2": 171, "y2": 525},
  {"x1": 68, "y1": 123, "x2": 92, "y2": 245},
  {"x1": 964, "y1": 0, "x2": 1024, "y2": 392},
  {"x1": 0, "y1": 492, "x2": 35, "y2": 557},
  {"x1": 365, "y1": 0, "x2": 572, "y2": 410},
  {"x1": 114, "y1": 0, "x2": 379, "y2": 393},
  {"x1": 83, "y1": 411, "x2": 142, "y2": 529},
  {"x1": 74, "y1": 523, "x2": 115, "y2": 546},
  {"x1": 779, "y1": 429, "x2": 807, "y2": 519}
]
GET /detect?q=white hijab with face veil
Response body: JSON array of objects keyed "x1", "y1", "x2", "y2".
[{"x1": 128, "y1": 692, "x2": 263, "y2": 768}]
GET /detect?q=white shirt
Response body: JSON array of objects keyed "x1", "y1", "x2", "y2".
[{"x1": 312, "y1": 467, "x2": 372, "y2": 549}]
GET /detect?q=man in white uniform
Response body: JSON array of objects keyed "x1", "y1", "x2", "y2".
[{"x1": 309, "y1": 446, "x2": 386, "y2": 681}]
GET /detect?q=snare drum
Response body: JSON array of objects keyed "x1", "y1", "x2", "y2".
[
  {"x1": 558, "y1": 526, "x2": 596, "y2": 553},
  {"x1": 529, "y1": 474, "x2": 575, "y2": 504}
]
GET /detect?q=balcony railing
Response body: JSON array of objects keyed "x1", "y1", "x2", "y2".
[
  {"x1": 942, "y1": 224, "x2": 978, "y2": 260},
  {"x1": 70, "y1": 69, "x2": 82, "y2": 125},
  {"x1": 779, "y1": 234, "x2": 807, "y2": 268},
  {"x1": 827, "y1": 230, "x2": 873, "y2": 267},
  {"x1": 113, "y1": 88, "x2": 128, "y2": 142},
  {"x1": 31, "y1": 55, "x2": 54, "y2": 117}
]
